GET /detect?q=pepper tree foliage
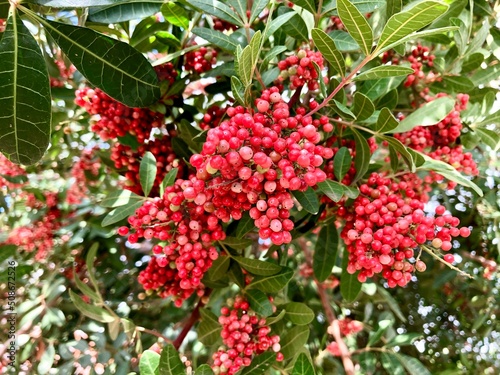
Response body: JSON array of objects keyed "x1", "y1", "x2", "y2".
[{"x1": 0, "y1": 0, "x2": 499, "y2": 373}]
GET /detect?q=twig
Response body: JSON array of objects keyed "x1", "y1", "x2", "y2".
[
  {"x1": 136, "y1": 326, "x2": 173, "y2": 344},
  {"x1": 173, "y1": 289, "x2": 212, "y2": 350},
  {"x1": 298, "y1": 238, "x2": 355, "y2": 375}
]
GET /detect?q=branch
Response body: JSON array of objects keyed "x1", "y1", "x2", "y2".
[
  {"x1": 298, "y1": 238, "x2": 355, "y2": 375},
  {"x1": 136, "y1": 326, "x2": 173, "y2": 344},
  {"x1": 173, "y1": 289, "x2": 212, "y2": 350}
]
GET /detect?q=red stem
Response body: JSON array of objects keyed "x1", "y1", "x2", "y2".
[
  {"x1": 298, "y1": 238, "x2": 355, "y2": 375},
  {"x1": 173, "y1": 290, "x2": 211, "y2": 350}
]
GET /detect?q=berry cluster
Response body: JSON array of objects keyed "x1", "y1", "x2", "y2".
[
  {"x1": 213, "y1": 17, "x2": 238, "y2": 32},
  {"x1": 153, "y1": 62, "x2": 178, "y2": 86},
  {"x1": 111, "y1": 137, "x2": 182, "y2": 196},
  {"x1": 184, "y1": 45, "x2": 218, "y2": 74},
  {"x1": 121, "y1": 180, "x2": 224, "y2": 305},
  {"x1": 4, "y1": 193, "x2": 62, "y2": 260},
  {"x1": 199, "y1": 105, "x2": 226, "y2": 130},
  {"x1": 0, "y1": 19, "x2": 5, "y2": 33},
  {"x1": 339, "y1": 173, "x2": 471, "y2": 287},
  {"x1": 75, "y1": 87, "x2": 165, "y2": 142},
  {"x1": 299, "y1": 262, "x2": 340, "y2": 289},
  {"x1": 189, "y1": 87, "x2": 334, "y2": 245},
  {"x1": 0, "y1": 153, "x2": 26, "y2": 190},
  {"x1": 395, "y1": 93, "x2": 477, "y2": 188},
  {"x1": 324, "y1": 135, "x2": 378, "y2": 185},
  {"x1": 212, "y1": 296, "x2": 283, "y2": 375},
  {"x1": 329, "y1": 16, "x2": 345, "y2": 30},
  {"x1": 326, "y1": 318, "x2": 363, "y2": 357},
  {"x1": 66, "y1": 147, "x2": 101, "y2": 204},
  {"x1": 277, "y1": 49, "x2": 326, "y2": 90},
  {"x1": 382, "y1": 44, "x2": 437, "y2": 88},
  {"x1": 50, "y1": 57, "x2": 76, "y2": 87}
]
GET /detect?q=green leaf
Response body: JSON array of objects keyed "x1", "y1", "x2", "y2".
[
  {"x1": 466, "y1": 19, "x2": 489, "y2": 55},
  {"x1": 439, "y1": 76, "x2": 474, "y2": 93},
  {"x1": 246, "y1": 289, "x2": 273, "y2": 317},
  {"x1": 377, "y1": 285, "x2": 406, "y2": 322},
  {"x1": 351, "y1": 92, "x2": 375, "y2": 121},
  {"x1": 0, "y1": 11, "x2": 51, "y2": 165},
  {"x1": 386, "y1": 333, "x2": 421, "y2": 348},
  {"x1": 261, "y1": 45, "x2": 287, "y2": 70},
  {"x1": 376, "y1": 89, "x2": 399, "y2": 111},
  {"x1": 159, "y1": 344, "x2": 186, "y2": 375},
  {"x1": 266, "y1": 309, "x2": 286, "y2": 325},
  {"x1": 282, "y1": 11, "x2": 309, "y2": 42},
  {"x1": 333, "y1": 147, "x2": 352, "y2": 182},
  {"x1": 450, "y1": 17, "x2": 468, "y2": 55},
  {"x1": 280, "y1": 325, "x2": 310, "y2": 360},
  {"x1": 360, "y1": 75, "x2": 406, "y2": 100},
  {"x1": 353, "y1": 65, "x2": 413, "y2": 81},
  {"x1": 101, "y1": 190, "x2": 144, "y2": 208},
  {"x1": 186, "y1": 0, "x2": 244, "y2": 27},
  {"x1": 474, "y1": 128, "x2": 500, "y2": 151},
  {"x1": 219, "y1": 237, "x2": 253, "y2": 250},
  {"x1": 470, "y1": 65, "x2": 500, "y2": 86},
  {"x1": 351, "y1": 128, "x2": 371, "y2": 183},
  {"x1": 263, "y1": 12, "x2": 296, "y2": 41},
  {"x1": 327, "y1": 30, "x2": 359, "y2": 52},
  {"x1": 417, "y1": 153, "x2": 483, "y2": 196},
  {"x1": 292, "y1": 188, "x2": 319, "y2": 214},
  {"x1": 341, "y1": 250, "x2": 362, "y2": 302},
  {"x1": 248, "y1": 267, "x2": 294, "y2": 293},
  {"x1": 240, "y1": 352, "x2": 276, "y2": 375},
  {"x1": 38, "y1": 18, "x2": 160, "y2": 107},
  {"x1": 386, "y1": 0, "x2": 402, "y2": 19},
  {"x1": 375, "y1": 107, "x2": 399, "y2": 133},
  {"x1": 0, "y1": 245, "x2": 16, "y2": 264},
  {"x1": 195, "y1": 365, "x2": 214, "y2": 375},
  {"x1": 395, "y1": 354, "x2": 431, "y2": 375},
  {"x1": 88, "y1": 2, "x2": 162, "y2": 23},
  {"x1": 69, "y1": 290, "x2": 116, "y2": 323},
  {"x1": 234, "y1": 257, "x2": 282, "y2": 276},
  {"x1": 139, "y1": 350, "x2": 161, "y2": 375},
  {"x1": 238, "y1": 45, "x2": 252, "y2": 87},
  {"x1": 198, "y1": 308, "x2": 222, "y2": 346},
  {"x1": 367, "y1": 318, "x2": 393, "y2": 346},
  {"x1": 381, "y1": 353, "x2": 406, "y2": 375},
  {"x1": 390, "y1": 97, "x2": 455, "y2": 133},
  {"x1": 250, "y1": 0, "x2": 268, "y2": 23},
  {"x1": 337, "y1": 0, "x2": 373, "y2": 55},
  {"x1": 317, "y1": 179, "x2": 345, "y2": 202},
  {"x1": 231, "y1": 76, "x2": 245, "y2": 106},
  {"x1": 85, "y1": 243, "x2": 100, "y2": 293},
  {"x1": 311, "y1": 28, "x2": 345, "y2": 76},
  {"x1": 332, "y1": 99, "x2": 356, "y2": 119},
  {"x1": 292, "y1": 353, "x2": 316, "y2": 375},
  {"x1": 161, "y1": 2, "x2": 190, "y2": 29},
  {"x1": 37, "y1": 343, "x2": 55, "y2": 375},
  {"x1": 378, "y1": 26, "x2": 458, "y2": 55},
  {"x1": 108, "y1": 318, "x2": 121, "y2": 340},
  {"x1": 205, "y1": 256, "x2": 231, "y2": 281},
  {"x1": 160, "y1": 168, "x2": 178, "y2": 197},
  {"x1": 139, "y1": 151, "x2": 157, "y2": 197},
  {"x1": 383, "y1": 136, "x2": 415, "y2": 171},
  {"x1": 313, "y1": 224, "x2": 339, "y2": 282},
  {"x1": 227, "y1": 0, "x2": 248, "y2": 24},
  {"x1": 376, "y1": 1, "x2": 449, "y2": 54},
  {"x1": 74, "y1": 273, "x2": 101, "y2": 302},
  {"x1": 461, "y1": 52, "x2": 484, "y2": 73},
  {"x1": 102, "y1": 198, "x2": 145, "y2": 226},
  {"x1": 283, "y1": 302, "x2": 315, "y2": 325},
  {"x1": 235, "y1": 212, "x2": 255, "y2": 238},
  {"x1": 292, "y1": 0, "x2": 317, "y2": 14}
]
